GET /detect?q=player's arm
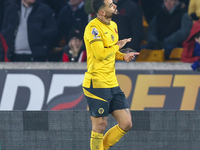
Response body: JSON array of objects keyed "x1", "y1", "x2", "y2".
[
  {"x1": 123, "y1": 52, "x2": 140, "y2": 63},
  {"x1": 115, "y1": 37, "x2": 139, "y2": 62},
  {"x1": 90, "y1": 40, "x2": 119, "y2": 60},
  {"x1": 115, "y1": 51, "x2": 125, "y2": 60},
  {"x1": 87, "y1": 26, "x2": 119, "y2": 61},
  {"x1": 115, "y1": 50, "x2": 140, "y2": 62},
  {"x1": 91, "y1": 36, "x2": 133, "y2": 60}
]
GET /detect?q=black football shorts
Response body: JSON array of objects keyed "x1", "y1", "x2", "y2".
[{"x1": 83, "y1": 86, "x2": 129, "y2": 117}]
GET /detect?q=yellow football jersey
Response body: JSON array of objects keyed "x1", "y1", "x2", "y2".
[{"x1": 82, "y1": 17, "x2": 125, "y2": 88}]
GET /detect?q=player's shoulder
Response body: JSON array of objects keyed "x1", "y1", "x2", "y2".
[
  {"x1": 84, "y1": 18, "x2": 101, "y2": 38},
  {"x1": 85, "y1": 18, "x2": 102, "y2": 35},
  {"x1": 86, "y1": 18, "x2": 99, "y2": 29}
]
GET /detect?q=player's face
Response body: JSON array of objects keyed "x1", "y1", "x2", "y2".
[
  {"x1": 102, "y1": 0, "x2": 118, "y2": 19},
  {"x1": 164, "y1": 0, "x2": 178, "y2": 11}
]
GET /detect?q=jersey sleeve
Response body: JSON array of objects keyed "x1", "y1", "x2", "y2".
[
  {"x1": 85, "y1": 25, "x2": 119, "y2": 61},
  {"x1": 115, "y1": 51, "x2": 125, "y2": 61}
]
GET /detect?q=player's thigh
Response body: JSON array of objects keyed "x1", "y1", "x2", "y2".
[
  {"x1": 109, "y1": 86, "x2": 129, "y2": 113},
  {"x1": 109, "y1": 87, "x2": 132, "y2": 130},
  {"x1": 111, "y1": 108, "x2": 132, "y2": 131},
  {"x1": 83, "y1": 87, "x2": 112, "y2": 117},
  {"x1": 91, "y1": 116, "x2": 108, "y2": 133}
]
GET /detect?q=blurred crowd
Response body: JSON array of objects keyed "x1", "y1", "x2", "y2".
[{"x1": 0, "y1": 0, "x2": 199, "y2": 67}]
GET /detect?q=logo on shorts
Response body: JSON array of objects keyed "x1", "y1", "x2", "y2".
[{"x1": 98, "y1": 108, "x2": 104, "y2": 114}]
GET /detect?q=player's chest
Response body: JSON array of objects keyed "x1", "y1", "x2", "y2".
[{"x1": 100, "y1": 26, "x2": 118, "y2": 46}]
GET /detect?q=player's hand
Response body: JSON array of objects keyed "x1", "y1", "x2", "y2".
[
  {"x1": 116, "y1": 38, "x2": 132, "y2": 49},
  {"x1": 123, "y1": 52, "x2": 140, "y2": 63}
]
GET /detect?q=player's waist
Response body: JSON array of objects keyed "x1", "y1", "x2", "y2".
[
  {"x1": 85, "y1": 71, "x2": 116, "y2": 78},
  {"x1": 82, "y1": 76, "x2": 118, "y2": 88}
]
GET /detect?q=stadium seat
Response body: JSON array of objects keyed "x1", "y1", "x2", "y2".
[
  {"x1": 165, "y1": 47, "x2": 183, "y2": 62},
  {"x1": 136, "y1": 49, "x2": 165, "y2": 62}
]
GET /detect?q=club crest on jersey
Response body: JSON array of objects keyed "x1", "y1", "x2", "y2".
[
  {"x1": 111, "y1": 34, "x2": 114, "y2": 41},
  {"x1": 92, "y1": 28, "x2": 100, "y2": 39}
]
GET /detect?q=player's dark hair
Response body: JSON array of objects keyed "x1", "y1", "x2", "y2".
[{"x1": 92, "y1": 0, "x2": 105, "y2": 14}]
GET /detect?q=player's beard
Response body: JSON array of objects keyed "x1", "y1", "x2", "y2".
[{"x1": 105, "y1": 9, "x2": 118, "y2": 19}]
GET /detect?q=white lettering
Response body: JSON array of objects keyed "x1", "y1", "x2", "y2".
[
  {"x1": 46, "y1": 74, "x2": 84, "y2": 104},
  {"x1": 0, "y1": 74, "x2": 45, "y2": 110}
]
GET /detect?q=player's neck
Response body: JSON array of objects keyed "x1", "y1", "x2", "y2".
[{"x1": 97, "y1": 15, "x2": 111, "y2": 24}]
